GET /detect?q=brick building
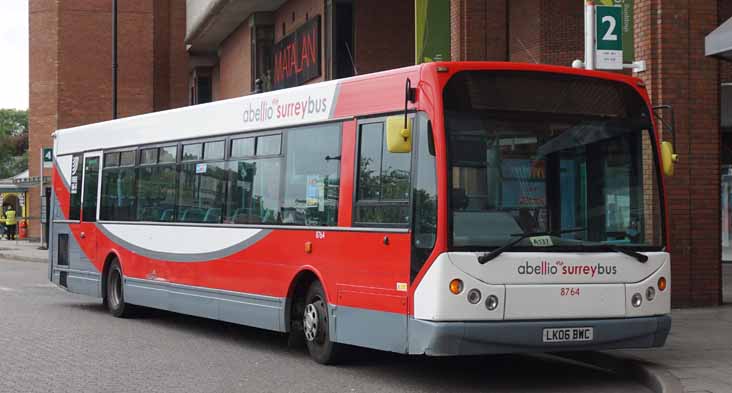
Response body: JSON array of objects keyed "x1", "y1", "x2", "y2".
[{"x1": 29, "y1": 0, "x2": 732, "y2": 307}]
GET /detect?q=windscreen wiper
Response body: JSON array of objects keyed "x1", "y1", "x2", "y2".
[
  {"x1": 575, "y1": 242, "x2": 649, "y2": 263},
  {"x1": 478, "y1": 227, "x2": 586, "y2": 264}
]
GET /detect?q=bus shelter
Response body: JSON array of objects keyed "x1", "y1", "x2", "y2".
[{"x1": 0, "y1": 170, "x2": 33, "y2": 234}]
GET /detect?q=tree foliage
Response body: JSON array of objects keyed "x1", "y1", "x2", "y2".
[{"x1": 0, "y1": 109, "x2": 29, "y2": 179}]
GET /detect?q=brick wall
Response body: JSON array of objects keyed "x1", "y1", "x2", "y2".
[
  {"x1": 353, "y1": 0, "x2": 414, "y2": 74},
  {"x1": 509, "y1": 0, "x2": 540, "y2": 63},
  {"x1": 55, "y1": 0, "x2": 154, "y2": 128},
  {"x1": 539, "y1": 0, "x2": 583, "y2": 66},
  {"x1": 451, "y1": 0, "x2": 507, "y2": 61},
  {"x1": 218, "y1": 20, "x2": 252, "y2": 99},
  {"x1": 635, "y1": 0, "x2": 721, "y2": 307},
  {"x1": 168, "y1": 0, "x2": 189, "y2": 108},
  {"x1": 153, "y1": 0, "x2": 189, "y2": 110},
  {"x1": 29, "y1": 0, "x2": 59, "y2": 237},
  {"x1": 29, "y1": 0, "x2": 185, "y2": 237}
]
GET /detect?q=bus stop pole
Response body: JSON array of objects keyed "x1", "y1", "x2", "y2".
[
  {"x1": 584, "y1": 1, "x2": 595, "y2": 70},
  {"x1": 39, "y1": 148, "x2": 43, "y2": 244}
]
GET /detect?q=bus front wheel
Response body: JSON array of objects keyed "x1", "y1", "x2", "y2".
[
  {"x1": 105, "y1": 260, "x2": 135, "y2": 318},
  {"x1": 303, "y1": 281, "x2": 342, "y2": 364}
]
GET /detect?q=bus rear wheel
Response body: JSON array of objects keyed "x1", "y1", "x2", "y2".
[
  {"x1": 303, "y1": 281, "x2": 342, "y2": 364},
  {"x1": 105, "y1": 260, "x2": 135, "y2": 318}
]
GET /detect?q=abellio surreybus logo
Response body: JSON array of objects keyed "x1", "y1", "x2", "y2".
[
  {"x1": 517, "y1": 260, "x2": 618, "y2": 278},
  {"x1": 242, "y1": 95, "x2": 329, "y2": 125}
]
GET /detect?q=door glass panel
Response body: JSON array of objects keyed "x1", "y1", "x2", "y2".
[
  {"x1": 69, "y1": 154, "x2": 83, "y2": 220},
  {"x1": 81, "y1": 156, "x2": 100, "y2": 222}
]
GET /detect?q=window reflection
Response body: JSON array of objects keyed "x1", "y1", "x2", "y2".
[
  {"x1": 355, "y1": 121, "x2": 412, "y2": 225},
  {"x1": 226, "y1": 159, "x2": 282, "y2": 224}
]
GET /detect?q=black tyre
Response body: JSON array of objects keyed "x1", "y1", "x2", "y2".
[
  {"x1": 105, "y1": 260, "x2": 135, "y2": 318},
  {"x1": 303, "y1": 281, "x2": 342, "y2": 364}
]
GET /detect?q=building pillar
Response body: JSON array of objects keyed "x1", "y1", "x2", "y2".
[
  {"x1": 451, "y1": 0, "x2": 507, "y2": 61},
  {"x1": 635, "y1": 0, "x2": 721, "y2": 306},
  {"x1": 29, "y1": 0, "x2": 60, "y2": 241}
]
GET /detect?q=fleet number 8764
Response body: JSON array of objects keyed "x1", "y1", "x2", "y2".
[{"x1": 560, "y1": 287, "x2": 581, "y2": 296}]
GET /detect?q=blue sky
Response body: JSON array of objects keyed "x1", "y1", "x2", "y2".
[{"x1": 0, "y1": 1, "x2": 28, "y2": 110}]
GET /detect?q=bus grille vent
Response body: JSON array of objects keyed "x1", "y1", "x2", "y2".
[{"x1": 59, "y1": 271, "x2": 67, "y2": 288}]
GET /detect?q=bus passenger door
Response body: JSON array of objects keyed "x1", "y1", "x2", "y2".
[{"x1": 78, "y1": 152, "x2": 101, "y2": 267}]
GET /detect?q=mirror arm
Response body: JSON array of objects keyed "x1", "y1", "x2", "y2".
[
  {"x1": 404, "y1": 78, "x2": 416, "y2": 129},
  {"x1": 653, "y1": 104, "x2": 676, "y2": 148}
]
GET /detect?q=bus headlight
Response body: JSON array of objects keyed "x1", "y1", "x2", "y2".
[
  {"x1": 631, "y1": 293, "x2": 643, "y2": 308},
  {"x1": 467, "y1": 289, "x2": 481, "y2": 304},
  {"x1": 485, "y1": 295, "x2": 499, "y2": 311},
  {"x1": 646, "y1": 287, "x2": 656, "y2": 301}
]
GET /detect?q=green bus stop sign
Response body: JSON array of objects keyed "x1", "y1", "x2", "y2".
[
  {"x1": 595, "y1": 5, "x2": 623, "y2": 69},
  {"x1": 596, "y1": 6, "x2": 622, "y2": 50},
  {"x1": 43, "y1": 148, "x2": 53, "y2": 168}
]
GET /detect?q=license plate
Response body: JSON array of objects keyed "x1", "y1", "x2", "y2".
[{"x1": 542, "y1": 327, "x2": 594, "y2": 343}]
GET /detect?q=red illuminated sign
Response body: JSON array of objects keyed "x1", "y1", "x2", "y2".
[{"x1": 273, "y1": 16, "x2": 321, "y2": 90}]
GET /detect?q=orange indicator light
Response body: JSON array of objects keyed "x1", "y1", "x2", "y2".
[{"x1": 449, "y1": 279, "x2": 464, "y2": 295}]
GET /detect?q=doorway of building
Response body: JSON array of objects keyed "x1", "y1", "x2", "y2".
[{"x1": 331, "y1": 0, "x2": 354, "y2": 79}]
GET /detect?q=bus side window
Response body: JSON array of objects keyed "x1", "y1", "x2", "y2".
[
  {"x1": 282, "y1": 124, "x2": 341, "y2": 226},
  {"x1": 354, "y1": 120, "x2": 412, "y2": 226},
  {"x1": 136, "y1": 146, "x2": 177, "y2": 222},
  {"x1": 100, "y1": 150, "x2": 137, "y2": 221}
]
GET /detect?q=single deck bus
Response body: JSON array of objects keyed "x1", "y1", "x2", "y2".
[{"x1": 49, "y1": 62, "x2": 677, "y2": 364}]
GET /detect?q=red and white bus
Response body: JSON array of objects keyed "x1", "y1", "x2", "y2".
[{"x1": 50, "y1": 62, "x2": 675, "y2": 364}]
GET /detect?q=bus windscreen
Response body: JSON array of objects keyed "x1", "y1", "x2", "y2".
[{"x1": 444, "y1": 71, "x2": 664, "y2": 251}]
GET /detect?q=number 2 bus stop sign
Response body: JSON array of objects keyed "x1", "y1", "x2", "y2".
[{"x1": 595, "y1": 5, "x2": 623, "y2": 70}]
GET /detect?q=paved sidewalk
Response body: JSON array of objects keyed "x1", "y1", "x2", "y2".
[
  {"x1": 617, "y1": 303, "x2": 732, "y2": 393},
  {"x1": 0, "y1": 240, "x2": 48, "y2": 263}
]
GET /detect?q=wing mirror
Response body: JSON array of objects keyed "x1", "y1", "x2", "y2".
[
  {"x1": 386, "y1": 78, "x2": 416, "y2": 153},
  {"x1": 653, "y1": 105, "x2": 679, "y2": 176}
]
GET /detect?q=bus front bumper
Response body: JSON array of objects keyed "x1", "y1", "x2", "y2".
[{"x1": 408, "y1": 315, "x2": 671, "y2": 356}]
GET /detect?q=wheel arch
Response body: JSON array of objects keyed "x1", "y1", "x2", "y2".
[
  {"x1": 283, "y1": 267, "x2": 329, "y2": 332},
  {"x1": 100, "y1": 250, "x2": 122, "y2": 301}
]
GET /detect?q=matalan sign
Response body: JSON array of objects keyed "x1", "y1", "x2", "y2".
[{"x1": 273, "y1": 16, "x2": 321, "y2": 90}]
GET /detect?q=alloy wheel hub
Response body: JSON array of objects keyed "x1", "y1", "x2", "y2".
[{"x1": 303, "y1": 303, "x2": 319, "y2": 342}]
